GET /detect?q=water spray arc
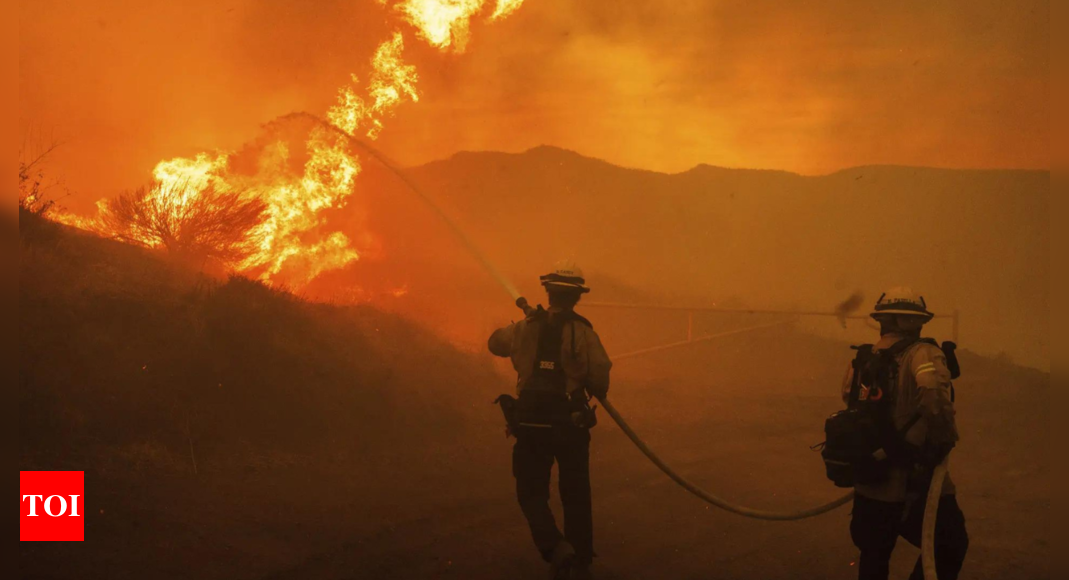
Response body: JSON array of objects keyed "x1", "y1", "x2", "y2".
[
  {"x1": 280, "y1": 111, "x2": 522, "y2": 302},
  {"x1": 300, "y1": 110, "x2": 850, "y2": 516},
  {"x1": 301, "y1": 110, "x2": 946, "y2": 577}
]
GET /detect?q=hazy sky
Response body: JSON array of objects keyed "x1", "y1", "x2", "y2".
[{"x1": 19, "y1": 1, "x2": 1049, "y2": 212}]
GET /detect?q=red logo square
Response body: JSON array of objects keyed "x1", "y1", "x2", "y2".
[{"x1": 20, "y1": 471, "x2": 85, "y2": 541}]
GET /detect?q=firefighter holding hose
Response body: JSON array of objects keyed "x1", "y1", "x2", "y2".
[
  {"x1": 836, "y1": 288, "x2": 969, "y2": 580},
  {"x1": 489, "y1": 261, "x2": 612, "y2": 580}
]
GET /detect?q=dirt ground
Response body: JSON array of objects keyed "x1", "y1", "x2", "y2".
[{"x1": 20, "y1": 327, "x2": 1049, "y2": 580}]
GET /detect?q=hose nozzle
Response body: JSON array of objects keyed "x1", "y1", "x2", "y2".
[{"x1": 516, "y1": 296, "x2": 535, "y2": 316}]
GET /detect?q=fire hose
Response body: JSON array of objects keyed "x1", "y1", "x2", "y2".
[
  {"x1": 291, "y1": 110, "x2": 945, "y2": 577},
  {"x1": 922, "y1": 456, "x2": 951, "y2": 580},
  {"x1": 598, "y1": 396, "x2": 854, "y2": 520}
]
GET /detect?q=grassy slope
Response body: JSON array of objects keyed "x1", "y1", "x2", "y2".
[
  {"x1": 20, "y1": 210, "x2": 503, "y2": 475},
  {"x1": 19, "y1": 213, "x2": 1049, "y2": 580}
]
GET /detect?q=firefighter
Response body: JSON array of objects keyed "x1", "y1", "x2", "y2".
[
  {"x1": 489, "y1": 260, "x2": 612, "y2": 580},
  {"x1": 843, "y1": 288, "x2": 969, "y2": 580}
]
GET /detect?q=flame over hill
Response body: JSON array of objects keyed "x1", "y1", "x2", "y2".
[
  {"x1": 56, "y1": 0, "x2": 525, "y2": 288},
  {"x1": 392, "y1": 0, "x2": 525, "y2": 51}
]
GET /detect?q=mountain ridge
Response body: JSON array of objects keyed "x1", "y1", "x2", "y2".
[
  {"x1": 408, "y1": 144, "x2": 1050, "y2": 179},
  {"x1": 350, "y1": 143, "x2": 1049, "y2": 370}
]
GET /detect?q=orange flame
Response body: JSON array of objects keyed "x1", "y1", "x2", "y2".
[
  {"x1": 489, "y1": 0, "x2": 525, "y2": 21},
  {"x1": 116, "y1": 126, "x2": 364, "y2": 284},
  {"x1": 244, "y1": 127, "x2": 362, "y2": 282},
  {"x1": 392, "y1": 0, "x2": 525, "y2": 52},
  {"x1": 152, "y1": 153, "x2": 230, "y2": 199},
  {"x1": 328, "y1": 32, "x2": 419, "y2": 139},
  {"x1": 56, "y1": 0, "x2": 525, "y2": 289},
  {"x1": 124, "y1": 32, "x2": 423, "y2": 284}
]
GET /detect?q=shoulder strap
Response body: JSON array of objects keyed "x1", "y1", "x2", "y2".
[
  {"x1": 550, "y1": 311, "x2": 594, "y2": 361},
  {"x1": 531, "y1": 311, "x2": 566, "y2": 377},
  {"x1": 885, "y1": 337, "x2": 921, "y2": 357},
  {"x1": 941, "y1": 340, "x2": 961, "y2": 380},
  {"x1": 874, "y1": 338, "x2": 921, "y2": 405},
  {"x1": 562, "y1": 310, "x2": 593, "y2": 330},
  {"x1": 847, "y1": 344, "x2": 874, "y2": 407},
  {"x1": 526, "y1": 305, "x2": 548, "y2": 323}
]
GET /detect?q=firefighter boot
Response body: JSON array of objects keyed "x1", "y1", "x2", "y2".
[
  {"x1": 549, "y1": 540, "x2": 576, "y2": 580},
  {"x1": 571, "y1": 562, "x2": 593, "y2": 580}
]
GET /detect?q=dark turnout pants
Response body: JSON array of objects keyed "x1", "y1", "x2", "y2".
[
  {"x1": 851, "y1": 494, "x2": 969, "y2": 580},
  {"x1": 513, "y1": 425, "x2": 593, "y2": 565}
]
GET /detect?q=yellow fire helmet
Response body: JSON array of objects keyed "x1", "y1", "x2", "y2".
[
  {"x1": 870, "y1": 287, "x2": 935, "y2": 320},
  {"x1": 540, "y1": 260, "x2": 591, "y2": 293}
]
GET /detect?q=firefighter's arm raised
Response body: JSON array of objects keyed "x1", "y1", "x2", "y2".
[{"x1": 488, "y1": 323, "x2": 516, "y2": 358}]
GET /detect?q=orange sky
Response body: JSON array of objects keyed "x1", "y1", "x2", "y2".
[{"x1": 19, "y1": 1, "x2": 1049, "y2": 213}]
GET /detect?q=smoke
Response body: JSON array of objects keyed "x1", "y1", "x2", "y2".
[
  {"x1": 19, "y1": 0, "x2": 1047, "y2": 215},
  {"x1": 374, "y1": 0, "x2": 1049, "y2": 174},
  {"x1": 834, "y1": 291, "x2": 865, "y2": 328},
  {"x1": 18, "y1": 0, "x2": 391, "y2": 213},
  {"x1": 27, "y1": 0, "x2": 530, "y2": 287},
  {"x1": 16, "y1": 1, "x2": 1050, "y2": 369}
]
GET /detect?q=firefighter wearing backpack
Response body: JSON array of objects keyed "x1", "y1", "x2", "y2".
[
  {"x1": 832, "y1": 288, "x2": 969, "y2": 580},
  {"x1": 489, "y1": 261, "x2": 612, "y2": 580}
]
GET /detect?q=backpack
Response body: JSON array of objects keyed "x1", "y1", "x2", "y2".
[
  {"x1": 494, "y1": 307, "x2": 598, "y2": 433},
  {"x1": 819, "y1": 337, "x2": 959, "y2": 488}
]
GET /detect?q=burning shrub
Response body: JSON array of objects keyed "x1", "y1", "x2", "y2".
[
  {"x1": 19, "y1": 161, "x2": 55, "y2": 217},
  {"x1": 19, "y1": 141, "x2": 63, "y2": 214},
  {"x1": 101, "y1": 183, "x2": 268, "y2": 265},
  {"x1": 19, "y1": 148, "x2": 64, "y2": 243}
]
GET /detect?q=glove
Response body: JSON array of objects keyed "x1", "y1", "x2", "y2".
[
  {"x1": 586, "y1": 384, "x2": 609, "y2": 401},
  {"x1": 918, "y1": 442, "x2": 954, "y2": 469}
]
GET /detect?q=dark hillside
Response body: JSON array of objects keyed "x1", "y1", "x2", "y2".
[
  {"x1": 19, "y1": 216, "x2": 502, "y2": 472},
  {"x1": 19, "y1": 212, "x2": 1048, "y2": 580}
]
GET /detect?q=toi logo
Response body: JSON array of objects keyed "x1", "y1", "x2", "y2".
[{"x1": 20, "y1": 471, "x2": 85, "y2": 541}]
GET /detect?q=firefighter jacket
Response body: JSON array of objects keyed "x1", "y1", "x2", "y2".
[
  {"x1": 489, "y1": 307, "x2": 612, "y2": 400},
  {"x1": 840, "y1": 332, "x2": 960, "y2": 502}
]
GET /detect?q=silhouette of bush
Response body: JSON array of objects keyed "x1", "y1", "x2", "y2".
[
  {"x1": 18, "y1": 158, "x2": 62, "y2": 243},
  {"x1": 20, "y1": 225, "x2": 494, "y2": 475},
  {"x1": 101, "y1": 183, "x2": 268, "y2": 265}
]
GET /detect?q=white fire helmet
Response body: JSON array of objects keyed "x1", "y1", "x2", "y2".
[
  {"x1": 540, "y1": 260, "x2": 591, "y2": 294},
  {"x1": 870, "y1": 287, "x2": 934, "y2": 320}
]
